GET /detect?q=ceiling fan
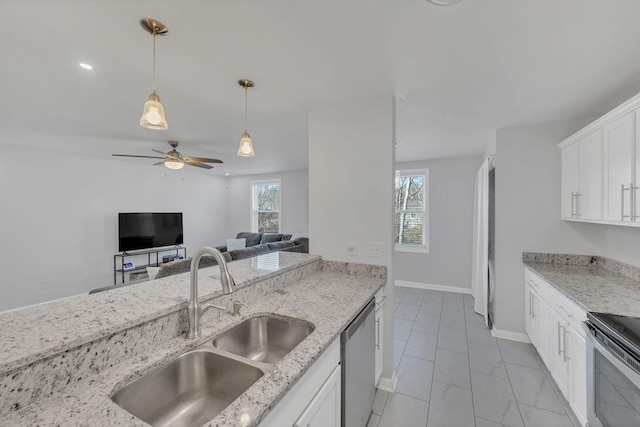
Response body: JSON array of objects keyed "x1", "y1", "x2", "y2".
[{"x1": 112, "y1": 140, "x2": 223, "y2": 170}]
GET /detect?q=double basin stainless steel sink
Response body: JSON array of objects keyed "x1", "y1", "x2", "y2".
[{"x1": 111, "y1": 315, "x2": 315, "y2": 427}]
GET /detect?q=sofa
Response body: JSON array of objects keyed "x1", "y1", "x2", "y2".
[
  {"x1": 154, "y1": 232, "x2": 308, "y2": 279},
  {"x1": 215, "y1": 232, "x2": 309, "y2": 260},
  {"x1": 89, "y1": 232, "x2": 308, "y2": 293}
]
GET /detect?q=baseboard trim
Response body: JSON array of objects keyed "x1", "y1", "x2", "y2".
[
  {"x1": 394, "y1": 280, "x2": 471, "y2": 295},
  {"x1": 491, "y1": 328, "x2": 531, "y2": 343},
  {"x1": 377, "y1": 372, "x2": 398, "y2": 393}
]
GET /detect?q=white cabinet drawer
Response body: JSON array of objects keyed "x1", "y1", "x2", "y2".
[
  {"x1": 548, "y1": 286, "x2": 587, "y2": 337},
  {"x1": 524, "y1": 267, "x2": 551, "y2": 302}
]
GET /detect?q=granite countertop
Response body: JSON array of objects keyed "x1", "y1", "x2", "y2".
[
  {"x1": 0, "y1": 256, "x2": 385, "y2": 426},
  {"x1": 0, "y1": 252, "x2": 320, "y2": 372},
  {"x1": 523, "y1": 253, "x2": 640, "y2": 317}
]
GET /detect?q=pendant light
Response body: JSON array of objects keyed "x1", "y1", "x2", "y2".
[
  {"x1": 237, "y1": 79, "x2": 255, "y2": 157},
  {"x1": 139, "y1": 18, "x2": 169, "y2": 130}
]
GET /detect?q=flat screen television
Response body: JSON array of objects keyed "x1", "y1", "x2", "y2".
[{"x1": 118, "y1": 212, "x2": 183, "y2": 252}]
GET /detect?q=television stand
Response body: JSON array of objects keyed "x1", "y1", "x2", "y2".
[{"x1": 113, "y1": 246, "x2": 187, "y2": 284}]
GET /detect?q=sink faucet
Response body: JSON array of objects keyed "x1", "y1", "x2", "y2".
[{"x1": 186, "y1": 247, "x2": 236, "y2": 339}]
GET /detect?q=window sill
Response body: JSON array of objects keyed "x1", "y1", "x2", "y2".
[{"x1": 395, "y1": 244, "x2": 430, "y2": 254}]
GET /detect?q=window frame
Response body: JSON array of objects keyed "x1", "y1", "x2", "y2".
[
  {"x1": 250, "y1": 179, "x2": 281, "y2": 233},
  {"x1": 394, "y1": 169, "x2": 429, "y2": 253}
]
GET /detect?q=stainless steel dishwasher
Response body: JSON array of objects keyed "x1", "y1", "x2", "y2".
[{"x1": 341, "y1": 297, "x2": 375, "y2": 427}]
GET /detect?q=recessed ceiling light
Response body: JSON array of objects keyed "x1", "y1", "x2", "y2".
[
  {"x1": 224, "y1": 173, "x2": 230, "y2": 176},
  {"x1": 79, "y1": 63, "x2": 93, "y2": 70}
]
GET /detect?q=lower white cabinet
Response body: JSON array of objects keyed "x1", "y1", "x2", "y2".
[
  {"x1": 294, "y1": 365, "x2": 341, "y2": 427},
  {"x1": 259, "y1": 339, "x2": 341, "y2": 427},
  {"x1": 374, "y1": 287, "x2": 385, "y2": 386},
  {"x1": 524, "y1": 267, "x2": 587, "y2": 426},
  {"x1": 524, "y1": 271, "x2": 552, "y2": 366}
]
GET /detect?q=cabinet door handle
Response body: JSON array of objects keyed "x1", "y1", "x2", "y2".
[
  {"x1": 375, "y1": 318, "x2": 381, "y2": 350},
  {"x1": 557, "y1": 322, "x2": 563, "y2": 357},
  {"x1": 563, "y1": 329, "x2": 570, "y2": 362},
  {"x1": 530, "y1": 293, "x2": 535, "y2": 317},
  {"x1": 622, "y1": 184, "x2": 631, "y2": 220},
  {"x1": 632, "y1": 184, "x2": 639, "y2": 221},
  {"x1": 570, "y1": 192, "x2": 576, "y2": 217},
  {"x1": 575, "y1": 192, "x2": 582, "y2": 217}
]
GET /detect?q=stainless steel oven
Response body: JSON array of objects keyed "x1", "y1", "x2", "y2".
[{"x1": 584, "y1": 312, "x2": 640, "y2": 427}]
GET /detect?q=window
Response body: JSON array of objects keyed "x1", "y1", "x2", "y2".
[
  {"x1": 251, "y1": 179, "x2": 281, "y2": 232},
  {"x1": 394, "y1": 169, "x2": 428, "y2": 252}
]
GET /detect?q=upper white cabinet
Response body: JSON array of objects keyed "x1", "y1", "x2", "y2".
[
  {"x1": 603, "y1": 112, "x2": 635, "y2": 221},
  {"x1": 561, "y1": 141, "x2": 580, "y2": 219},
  {"x1": 559, "y1": 92, "x2": 640, "y2": 227},
  {"x1": 560, "y1": 130, "x2": 602, "y2": 221}
]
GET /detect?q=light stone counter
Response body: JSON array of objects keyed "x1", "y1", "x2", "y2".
[
  {"x1": 523, "y1": 252, "x2": 640, "y2": 317},
  {"x1": 0, "y1": 252, "x2": 386, "y2": 426}
]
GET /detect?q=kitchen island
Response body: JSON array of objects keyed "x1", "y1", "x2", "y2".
[{"x1": 0, "y1": 251, "x2": 386, "y2": 426}]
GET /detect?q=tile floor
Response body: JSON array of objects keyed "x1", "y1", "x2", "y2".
[{"x1": 367, "y1": 286, "x2": 581, "y2": 427}]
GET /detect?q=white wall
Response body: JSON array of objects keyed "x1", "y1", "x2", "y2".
[
  {"x1": 308, "y1": 97, "x2": 394, "y2": 265},
  {"x1": 0, "y1": 142, "x2": 227, "y2": 311},
  {"x1": 225, "y1": 170, "x2": 309, "y2": 236},
  {"x1": 308, "y1": 96, "x2": 396, "y2": 383},
  {"x1": 393, "y1": 156, "x2": 482, "y2": 289},
  {"x1": 593, "y1": 224, "x2": 640, "y2": 267},
  {"x1": 493, "y1": 118, "x2": 605, "y2": 335}
]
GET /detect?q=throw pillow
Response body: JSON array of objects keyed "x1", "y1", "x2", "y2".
[
  {"x1": 260, "y1": 233, "x2": 283, "y2": 244},
  {"x1": 146, "y1": 266, "x2": 160, "y2": 280},
  {"x1": 226, "y1": 238, "x2": 247, "y2": 251}
]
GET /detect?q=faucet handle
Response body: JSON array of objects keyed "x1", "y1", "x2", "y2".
[{"x1": 232, "y1": 301, "x2": 250, "y2": 316}]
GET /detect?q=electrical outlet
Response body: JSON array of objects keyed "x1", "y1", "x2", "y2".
[
  {"x1": 347, "y1": 241, "x2": 357, "y2": 256},
  {"x1": 367, "y1": 242, "x2": 382, "y2": 257}
]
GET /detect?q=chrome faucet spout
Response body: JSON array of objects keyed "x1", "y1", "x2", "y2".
[{"x1": 186, "y1": 247, "x2": 235, "y2": 339}]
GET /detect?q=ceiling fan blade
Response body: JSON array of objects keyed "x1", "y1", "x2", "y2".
[
  {"x1": 112, "y1": 154, "x2": 166, "y2": 159},
  {"x1": 151, "y1": 149, "x2": 168, "y2": 156},
  {"x1": 185, "y1": 161, "x2": 213, "y2": 169},
  {"x1": 184, "y1": 156, "x2": 224, "y2": 164},
  {"x1": 153, "y1": 161, "x2": 165, "y2": 166}
]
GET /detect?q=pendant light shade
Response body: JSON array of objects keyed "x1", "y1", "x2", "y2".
[
  {"x1": 237, "y1": 132, "x2": 254, "y2": 157},
  {"x1": 139, "y1": 18, "x2": 169, "y2": 130},
  {"x1": 140, "y1": 92, "x2": 168, "y2": 129},
  {"x1": 237, "y1": 79, "x2": 255, "y2": 157}
]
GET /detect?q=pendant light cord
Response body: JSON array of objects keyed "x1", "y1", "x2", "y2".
[
  {"x1": 244, "y1": 85, "x2": 248, "y2": 132},
  {"x1": 152, "y1": 26, "x2": 157, "y2": 92}
]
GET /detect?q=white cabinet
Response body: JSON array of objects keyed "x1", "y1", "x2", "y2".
[
  {"x1": 374, "y1": 287, "x2": 385, "y2": 386},
  {"x1": 603, "y1": 112, "x2": 635, "y2": 221},
  {"x1": 558, "y1": 92, "x2": 640, "y2": 227},
  {"x1": 561, "y1": 141, "x2": 580, "y2": 219},
  {"x1": 524, "y1": 270, "x2": 552, "y2": 366},
  {"x1": 524, "y1": 267, "x2": 587, "y2": 426},
  {"x1": 259, "y1": 340, "x2": 341, "y2": 427},
  {"x1": 550, "y1": 308, "x2": 570, "y2": 397},
  {"x1": 294, "y1": 365, "x2": 341, "y2": 427},
  {"x1": 560, "y1": 130, "x2": 602, "y2": 221},
  {"x1": 569, "y1": 329, "x2": 587, "y2": 421}
]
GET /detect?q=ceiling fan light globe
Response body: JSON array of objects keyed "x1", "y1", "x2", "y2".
[
  {"x1": 140, "y1": 93, "x2": 168, "y2": 130},
  {"x1": 165, "y1": 159, "x2": 184, "y2": 169},
  {"x1": 237, "y1": 132, "x2": 255, "y2": 157}
]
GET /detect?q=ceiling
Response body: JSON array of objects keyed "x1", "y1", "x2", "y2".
[{"x1": 3, "y1": 0, "x2": 640, "y2": 175}]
